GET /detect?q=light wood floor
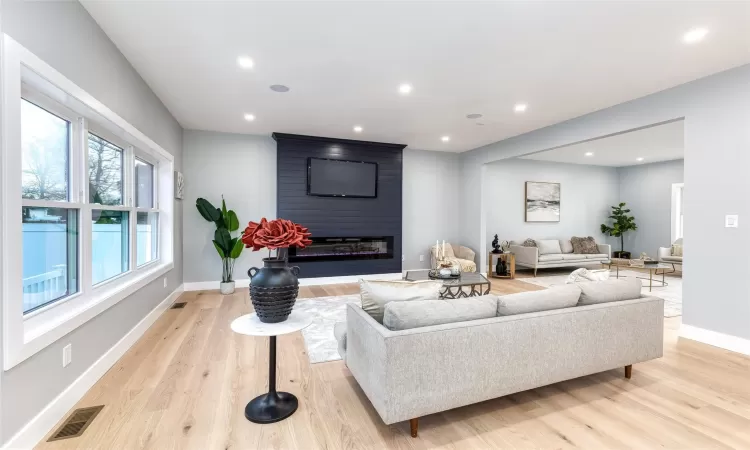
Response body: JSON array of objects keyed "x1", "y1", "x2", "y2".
[{"x1": 37, "y1": 271, "x2": 750, "y2": 450}]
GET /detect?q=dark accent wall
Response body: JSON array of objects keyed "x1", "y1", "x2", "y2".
[{"x1": 274, "y1": 133, "x2": 405, "y2": 278}]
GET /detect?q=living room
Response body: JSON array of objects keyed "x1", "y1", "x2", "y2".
[{"x1": 1, "y1": 1, "x2": 749, "y2": 449}]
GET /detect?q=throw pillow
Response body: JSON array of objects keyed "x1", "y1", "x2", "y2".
[
  {"x1": 536, "y1": 239, "x2": 562, "y2": 255},
  {"x1": 383, "y1": 295, "x2": 498, "y2": 331},
  {"x1": 576, "y1": 278, "x2": 642, "y2": 305},
  {"x1": 571, "y1": 236, "x2": 599, "y2": 254},
  {"x1": 496, "y1": 285, "x2": 581, "y2": 316},
  {"x1": 359, "y1": 279, "x2": 442, "y2": 323},
  {"x1": 566, "y1": 268, "x2": 611, "y2": 283},
  {"x1": 672, "y1": 244, "x2": 683, "y2": 257},
  {"x1": 522, "y1": 238, "x2": 537, "y2": 247},
  {"x1": 560, "y1": 240, "x2": 574, "y2": 254}
]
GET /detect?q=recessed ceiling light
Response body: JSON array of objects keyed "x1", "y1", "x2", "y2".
[
  {"x1": 353, "y1": 125, "x2": 363, "y2": 133},
  {"x1": 399, "y1": 83, "x2": 413, "y2": 94},
  {"x1": 683, "y1": 27, "x2": 708, "y2": 44},
  {"x1": 244, "y1": 113, "x2": 255, "y2": 122},
  {"x1": 585, "y1": 152, "x2": 594, "y2": 157},
  {"x1": 237, "y1": 56, "x2": 254, "y2": 69},
  {"x1": 441, "y1": 136, "x2": 450, "y2": 142},
  {"x1": 514, "y1": 103, "x2": 528, "y2": 113},
  {"x1": 270, "y1": 84, "x2": 290, "y2": 92},
  {"x1": 636, "y1": 157, "x2": 644, "y2": 162},
  {"x1": 466, "y1": 113, "x2": 483, "y2": 119}
]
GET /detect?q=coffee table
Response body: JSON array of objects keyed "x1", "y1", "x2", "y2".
[
  {"x1": 602, "y1": 261, "x2": 674, "y2": 292},
  {"x1": 404, "y1": 270, "x2": 491, "y2": 298}
]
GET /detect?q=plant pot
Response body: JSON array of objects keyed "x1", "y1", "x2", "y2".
[
  {"x1": 220, "y1": 281, "x2": 235, "y2": 295},
  {"x1": 613, "y1": 251, "x2": 631, "y2": 259},
  {"x1": 248, "y1": 258, "x2": 300, "y2": 323}
]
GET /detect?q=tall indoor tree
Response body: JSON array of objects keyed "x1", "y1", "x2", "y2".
[{"x1": 601, "y1": 202, "x2": 638, "y2": 258}]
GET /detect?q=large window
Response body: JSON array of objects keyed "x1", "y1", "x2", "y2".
[
  {"x1": 21, "y1": 99, "x2": 70, "y2": 201},
  {"x1": 88, "y1": 133, "x2": 123, "y2": 205}
]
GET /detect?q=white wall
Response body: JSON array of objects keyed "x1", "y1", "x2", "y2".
[
  {"x1": 402, "y1": 150, "x2": 461, "y2": 269},
  {"x1": 618, "y1": 159, "x2": 684, "y2": 257},
  {"x1": 460, "y1": 63, "x2": 750, "y2": 344},
  {"x1": 484, "y1": 159, "x2": 619, "y2": 254},
  {"x1": 1, "y1": 0, "x2": 184, "y2": 444},
  {"x1": 182, "y1": 130, "x2": 276, "y2": 284}
]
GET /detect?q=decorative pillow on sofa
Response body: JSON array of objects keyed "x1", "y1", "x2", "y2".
[
  {"x1": 522, "y1": 238, "x2": 537, "y2": 247},
  {"x1": 496, "y1": 285, "x2": 581, "y2": 316},
  {"x1": 559, "y1": 240, "x2": 574, "y2": 253},
  {"x1": 671, "y1": 244, "x2": 683, "y2": 257},
  {"x1": 383, "y1": 295, "x2": 498, "y2": 331},
  {"x1": 571, "y1": 236, "x2": 599, "y2": 254},
  {"x1": 359, "y1": 279, "x2": 442, "y2": 323},
  {"x1": 576, "y1": 278, "x2": 642, "y2": 305},
  {"x1": 536, "y1": 239, "x2": 562, "y2": 255}
]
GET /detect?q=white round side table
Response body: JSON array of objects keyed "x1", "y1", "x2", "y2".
[{"x1": 230, "y1": 310, "x2": 312, "y2": 424}]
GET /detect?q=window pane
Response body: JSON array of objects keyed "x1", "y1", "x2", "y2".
[
  {"x1": 23, "y1": 207, "x2": 78, "y2": 313},
  {"x1": 88, "y1": 133, "x2": 123, "y2": 205},
  {"x1": 92, "y1": 210, "x2": 129, "y2": 284},
  {"x1": 137, "y1": 212, "x2": 158, "y2": 266},
  {"x1": 21, "y1": 99, "x2": 70, "y2": 201},
  {"x1": 135, "y1": 158, "x2": 154, "y2": 208}
]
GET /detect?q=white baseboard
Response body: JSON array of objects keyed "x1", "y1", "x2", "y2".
[
  {"x1": 2, "y1": 284, "x2": 185, "y2": 450},
  {"x1": 680, "y1": 324, "x2": 750, "y2": 356},
  {"x1": 183, "y1": 272, "x2": 403, "y2": 291}
]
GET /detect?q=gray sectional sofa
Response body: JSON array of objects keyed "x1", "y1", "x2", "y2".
[
  {"x1": 511, "y1": 239, "x2": 611, "y2": 276},
  {"x1": 339, "y1": 278, "x2": 663, "y2": 437}
]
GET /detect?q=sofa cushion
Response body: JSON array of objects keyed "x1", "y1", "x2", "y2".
[
  {"x1": 559, "y1": 240, "x2": 574, "y2": 253},
  {"x1": 359, "y1": 279, "x2": 443, "y2": 323},
  {"x1": 538, "y1": 254, "x2": 564, "y2": 262},
  {"x1": 561, "y1": 254, "x2": 587, "y2": 261},
  {"x1": 576, "y1": 278, "x2": 642, "y2": 305},
  {"x1": 497, "y1": 285, "x2": 581, "y2": 316},
  {"x1": 537, "y1": 240, "x2": 562, "y2": 255},
  {"x1": 662, "y1": 256, "x2": 683, "y2": 262},
  {"x1": 571, "y1": 236, "x2": 599, "y2": 254},
  {"x1": 585, "y1": 253, "x2": 609, "y2": 260},
  {"x1": 383, "y1": 295, "x2": 498, "y2": 331}
]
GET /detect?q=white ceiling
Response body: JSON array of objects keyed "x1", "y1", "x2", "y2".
[
  {"x1": 81, "y1": 1, "x2": 750, "y2": 152},
  {"x1": 520, "y1": 120, "x2": 684, "y2": 167}
]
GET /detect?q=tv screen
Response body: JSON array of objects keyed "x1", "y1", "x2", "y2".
[{"x1": 307, "y1": 158, "x2": 378, "y2": 198}]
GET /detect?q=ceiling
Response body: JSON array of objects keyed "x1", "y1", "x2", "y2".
[
  {"x1": 81, "y1": 1, "x2": 750, "y2": 152},
  {"x1": 520, "y1": 120, "x2": 684, "y2": 167}
]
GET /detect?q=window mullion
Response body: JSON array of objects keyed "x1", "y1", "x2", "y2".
[
  {"x1": 80, "y1": 205, "x2": 93, "y2": 297},
  {"x1": 126, "y1": 147, "x2": 136, "y2": 271},
  {"x1": 81, "y1": 118, "x2": 90, "y2": 204}
]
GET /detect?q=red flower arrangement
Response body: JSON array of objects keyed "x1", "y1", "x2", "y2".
[{"x1": 241, "y1": 218, "x2": 312, "y2": 252}]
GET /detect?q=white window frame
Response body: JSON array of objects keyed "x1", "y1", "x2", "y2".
[
  {"x1": 671, "y1": 183, "x2": 684, "y2": 243},
  {"x1": 2, "y1": 35, "x2": 175, "y2": 370}
]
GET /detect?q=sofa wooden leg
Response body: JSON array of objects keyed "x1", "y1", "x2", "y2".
[
  {"x1": 625, "y1": 364, "x2": 632, "y2": 379},
  {"x1": 410, "y1": 418, "x2": 419, "y2": 438},
  {"x1": 533, "y1": 268, "x2": 537, "y2": 277}
]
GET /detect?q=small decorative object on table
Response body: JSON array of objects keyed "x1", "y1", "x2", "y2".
[
  {"x1": 429, "y1": 268, "x2": 460, "y2": 279},
  {"x1": 242, "y1": 218, "x2": 312, "y2": 323},
  {"x1": 195, "y1": 196, "x2": 244, "y2": 294},
  {"x1": 450, "y1": 264, "x2": 461, "y2": 276},
  {"x1": 491, "y1": 234, "x2": 503, "y2": 254},
  {"x1": 639, "y1": 252, "x2": 659, "y2": 265}
]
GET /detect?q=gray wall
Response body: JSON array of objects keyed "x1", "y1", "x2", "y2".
[
  {"x1": 182, "y1": 131, "x2": 276, "y2": 283},
  {"x1": 402, "y1": 150, "x2": 461, "y2": 269},
  {"x1": 618, "y1": 159, "x2": 684, "y2": 257},
  {"x1": 484, "y1": 159, "x2": 619, "y2": 251},
  {"x1": 460, "y1": 63, "x2": 750, "y2": 341},
  {"x1": 1, "y1": 1, "x2": 183, "y2": 443}
]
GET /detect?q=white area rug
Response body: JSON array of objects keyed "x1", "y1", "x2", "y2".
[
  {"x1": 520, "y1": 270, "x2": 683, "y2": 318},
  {"x1": 293, "y1": 294, "x2": 360, "y2": 364}
]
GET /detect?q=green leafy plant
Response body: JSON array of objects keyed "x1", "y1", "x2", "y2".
[
  {"x1": 196, "y1": 196, "x2": 244, "y2": 282},
  {"x1": 600, "y1": 202, "x2": 638, "y2": 256}
]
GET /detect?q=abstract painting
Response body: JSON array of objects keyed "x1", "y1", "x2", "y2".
[{"x1": 525, "y1": 181, "x2": 560, "y2": 222}]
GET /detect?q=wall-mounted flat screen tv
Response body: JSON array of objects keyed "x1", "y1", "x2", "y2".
[{"x1": 307, "y1": 157, "x2": 378, "y2": 198}]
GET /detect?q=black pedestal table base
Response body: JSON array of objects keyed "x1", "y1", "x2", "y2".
[{"x1": 244, "y1": 335, "x2": 299, "y2": 424}]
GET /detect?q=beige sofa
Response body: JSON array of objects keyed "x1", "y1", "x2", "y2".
[
  {"x1": 659, "y1": 238, "x2": 683, "y2": 267},
  {"x1": 511, "y1": 239, "x2": 611, "y2": 276},
  {"x1": 430, "y1": 243, "x2": 476, "y2": 272},
  {"x1": 339, "y1": 279, "x2": 663, "y2": 437}
]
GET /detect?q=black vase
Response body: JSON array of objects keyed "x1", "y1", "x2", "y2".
[
  {"x1": 496, "y1": 258, "x2": 506, "y2": 276},
  {"x1": 248, "y1": 258, "x2": 300, "y2": 323}
]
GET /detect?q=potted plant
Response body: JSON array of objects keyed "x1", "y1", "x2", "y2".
[
  {"x1": 196, "y1": 196, "x2": 244, "y2": 294},
  {"x1": 241, "y1": 218, "x2": 312, "y2": 323},
  {"x1": 601, "y1": 202, "x2": 638, "y2": 259}
]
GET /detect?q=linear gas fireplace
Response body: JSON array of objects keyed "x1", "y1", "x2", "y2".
[{"x1": 288, "y1": 236, "x2": 394, "y2": 263}]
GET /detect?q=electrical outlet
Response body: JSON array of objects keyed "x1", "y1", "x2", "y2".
[
  {"x1": 726, "y1": 214, "x2": 739, "y2": 228},
  {"x1": 419, "y1": 255, "x2": 424, "y2": 262},
  {"x1": 63, "y1": 344, "x2": 72, "y2": 367},
  {"x1": 163, "y1": 277, "x2": 167, "y2": 288}
]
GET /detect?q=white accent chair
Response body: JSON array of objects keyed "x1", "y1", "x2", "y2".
[
  {"x1": 658, "y1": 238, "x2": 683, "y2": 268},
  {"x1": 430, "y1": 244, "x2": 477, "y2": 272}
]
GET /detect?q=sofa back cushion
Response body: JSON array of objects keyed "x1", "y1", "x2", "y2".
[
  {"x1": 383, "y1": 295, "x2": 498, "y2": 331},
  {"x1": 359, "y1": 279, "x2": 443, "y2": 323},
  {"x1": 559, "y1": 239, "x2": 574, "y2": 253},
  {"x1": 576, "y1": 278, "x2": 642, "y2": 305},
  {"x1": 536, "y1": 239, "x2": 562, "y2": 255},
  {"x1": 497, "y1": 285, "x2": 581, "y2": 316}
]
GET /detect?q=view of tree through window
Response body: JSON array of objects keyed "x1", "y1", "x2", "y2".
[
  {"x1": 21, "y1": 99, "x2": 70, "y2": 201},
  {"x1": 88, "y1": 133, "x2": 123, "y2": 205}
]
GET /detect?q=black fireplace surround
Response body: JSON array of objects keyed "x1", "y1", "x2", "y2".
[{"x1": 274, "y1": 133, "x2": 405, "y2": 278}]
